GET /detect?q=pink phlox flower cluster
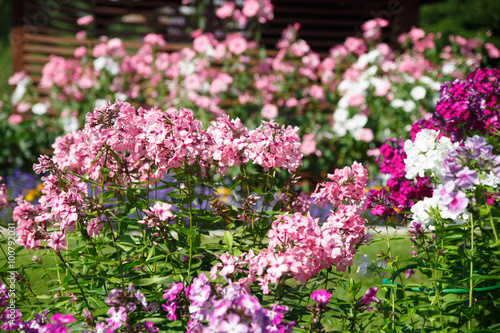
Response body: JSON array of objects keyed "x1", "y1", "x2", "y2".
[
  {"x1": 13, "y1": 196, "x2": 47, "y2": 251},
  {"x1": 361, "y1": 18, "x2": 389, "y2": 41},
  {"x1": 138, "y1": 202, "x2": 176, "y2": 229},
  {"x1": 216, "y1": 0, "x2": 273, "y2": 25},
  {"x1": 311, "y1": 161, "x2": 367, "y2": 210},
  {"x1": 40, "y1": 55, "x2": 95, "y2": 101},
  {"x1": 206, "y1": 115, "x2": 250, "y2": 174},
  {"x1": 398, "y1": 27, "x2": 435, "y2": 53},
  {"x1": 212, "y1": 164, "x2": 367, "y2": 292},
  {"x1": 246, "y1": 120, "x2": 302, "y2": 172},
  {"x1": 163, "y1": 273, "x2": 293, "y2": 332},
  {"x1": 15, "y1": 101, "x2": 303, "y2": 252}
]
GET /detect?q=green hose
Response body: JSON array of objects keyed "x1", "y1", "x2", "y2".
[{"x1": 382, "y1": 264, "x2": 500, "y2": 294}]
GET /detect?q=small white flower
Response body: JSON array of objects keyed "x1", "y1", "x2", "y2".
[
  {"x1": 105, "y1": 60, "x2": 120, "y2": 75},
  {"x1": 403, "y1": 100, "x2": 416, "y2": 112},
  {"x1": 410, "y1": 86, "x2": 426, "y2": 100},
  {"x1": 390, "y1": 99, "x2": 405, "y2": 108},
  {"x1": 482, "y1": 171, "x2": 500, "y2": 188},
  {"x1": 93, "y1": 56, "x2": 107, "y2": 71},
  {"x1": 11, "y1": 76, "x2": 31, "y2": 104},
  {"x1": 95, "y1": 99, "x2": 108, "y2": 109},
  {"x1": 114, "y1": 92, "x2": 127, "y2": 101},
  {"x1": 333, "y1": 108, "x2": 349, "y2": 123},
  {"x1": 178, "y1": 61, "x2": 196, "y2": 76},
  {"x1": 32, "y1": 102, "x2": 49, "y2": 115},
  {"x1": 442, "y1": 62, "x2": 456, "y2": 75},
  {"x1": 62, "y1": 117, "x2": 79, "y2": 133},
  {"x1": 356, "y1": 254, "x2": 371, "y2": 278}
]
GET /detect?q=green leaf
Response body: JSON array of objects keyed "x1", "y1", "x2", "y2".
[
  {"x1": 223, "y1": 230, "x2": 233, "y2": 251},
  {"x1": 132, "y1": 277, "x2": 170, "y2": 286}
]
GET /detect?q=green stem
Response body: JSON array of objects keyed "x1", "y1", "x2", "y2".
[
  {"x1": 486, "y1": 201, "x2": 500, "y2": 248},
  {"x1": 184, "y1": 163, "x2": 195, "y2": 277},
  {"x1": 55, "y1": 251, "x2": 91, "y2": 309},
  {"x1": 468, "y1": 214, "x2": 474, "y2": 330}
]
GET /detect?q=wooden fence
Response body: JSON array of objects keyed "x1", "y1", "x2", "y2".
[{"x1": 11, "y1": 0, "x2": 420, "y2": 82}]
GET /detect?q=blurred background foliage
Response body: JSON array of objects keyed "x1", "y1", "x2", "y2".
[{"x1": 1, "y1": 0, "x2": 499, "y2": 91}]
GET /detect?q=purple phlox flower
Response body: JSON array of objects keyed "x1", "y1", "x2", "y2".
[
  {"x1": 34, "y1": 310, "x2": 49, "y2": 324},
  {"x1": 358, "y1": 287, "x2": 379, "y2": 308},
  {"x1": 127, "y1": 283, "x2": 136, "y2": 294},
  {"x1": 0, "y1": 309, "x2": 22, "y2": 331},
  {"x1": 219, "y1": 313, "x2": 249, "y2": 333},
  {"x1": 455, "y1": 167, "x2": 479, "y2": 189},
  {"x1": 139, "y1": 321, "x2": 159, "y2": 333},
  {"x1": 105, "y1": 289, "x2": 125, "y2": 306},
  {"x1": 82, "y1": 309, "x2": 93, "y2": 321},
  {"x1": 106, "y1": 306, "x2": 127, "y2": 329},
  {"x1": 437, "y1": 181, "x2": 456, "y2": 205},
  {"x1": 135, "y1": 290, "x2": 148, "y2": 307},
  {"x1": 310, "y1": 289, "x2": 332, "y2": 306},
  {"x1": 447, "y1": 190, "x2": 469, "y2": 215}
]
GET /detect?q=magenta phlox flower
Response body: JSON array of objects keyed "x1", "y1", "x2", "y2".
[
  {"x1": 162, "y1": 301, "x2": 178, "y2": 321},
  {"x1": 106, "y1": 306, "x2": 127, "y2": 329},
  {"x1": 357, "y1": 287, "x2": 379, "y2": 311},
  {"x1": 163, "y1": 282, "x2": 184, "y2": 302},
  {"x1": 310, "y1": 290, "x2": 332, "y2": 306}
]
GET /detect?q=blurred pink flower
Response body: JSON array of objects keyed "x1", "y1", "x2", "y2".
[
  {"x1": 301, "y1": 134, "x2": 317, "y2": 155},
  {"x1": 261, "y1": 104, "x2": 278, "y2": 119},
  {"x1": 8, "y1": 114, "x2": 23, "y2": 124},
  {"x1": 309, "y1": 85, "x2": 324, "y2": 100},
  {"x1": 73, "y1": 46, "x2": 86, "y2": 58},
  {"x1": 77, "y1": 15, "x2": 93, "y2": 26},
  {"x1": 344, "y1": 37, "x2": 367, "y2": 56},
  {"x1": 75, "y1": 30, "x2": 86, "y2": 40},
  {"x1": 227, "y1": 34, "x2": 248, "y2": 55},
  {"x1": 361, "y1": 18, "x2": 388, "y2": 41},
  {"x1": 485, "y1": 43, "x2": 500, "y2": 58},
  {"x1": 17, "y1": 101, "x2": 31, "y2": 113},
  {"x1": 193, "y1": 35, "x2": 212, "y2": 53},
  {"x1": 216, "y1": 2, "x2": 235, "y2": 19},
  {"x1": 242, "y1": 0, "x2": 260, "y2": 17},
  {"x1": 8, "y1": 70, "x2": 27, "y2": 85},
  {"x1": 349, "y1": 93, "x2": 365, "y2": 107},
  {"x1": 359, "y1": 128, "x2": 374, "y2": 142},
  {"x1": 375, "y1": 79, "x2": 391, "y2": 96}
]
